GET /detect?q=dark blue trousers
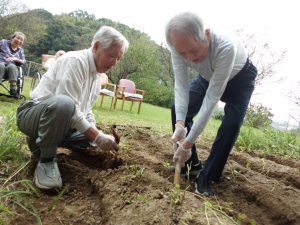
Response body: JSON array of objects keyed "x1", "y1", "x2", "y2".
[{"x1": 171, "y1": 59, "x2": 257, "y2": 181}]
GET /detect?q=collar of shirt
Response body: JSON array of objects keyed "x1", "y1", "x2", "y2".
[{"x1": 87, "y1": 48, "x2": 97, "y2": 76}]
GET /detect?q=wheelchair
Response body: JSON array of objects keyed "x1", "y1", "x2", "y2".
[
  {"x1": 30, "y1": 70, "x2": 43, "y2": 94},
  {"x1": 0, "y1": 62, "x2": 26, "y2": 101}
]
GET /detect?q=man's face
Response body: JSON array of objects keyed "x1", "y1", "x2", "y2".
[
  {"x1": 11, "y1": 35, "x2": 25, "y2": 48},
  {"x1": 92, "y1": 41, "x2": 124, "y2": 73},
  {"x1": 170, "y1": 31, "x2": 209, "y2": 63}
]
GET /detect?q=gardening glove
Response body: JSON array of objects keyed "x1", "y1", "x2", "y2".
[
  {"x1": 173, "y1": 141, "x2": 192, "y2": 167},
  {"x1": 171, "y1": 123, "x2": 187, "y2": 151},
  {"x1": 172, "y1": 142, "x2": 178, "y2": 152},
  {"x1": 93, "y1": 131, "x2": 119, "y2": 151},
  {"x1": 90, "y1": 122, "x2": 97, "y2": 129}
]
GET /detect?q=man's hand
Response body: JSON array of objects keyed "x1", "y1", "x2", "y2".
[
  {"x1": 171, "y1": 123, "x2": 187, "y2": 144},
  {"x1": 173, "y1": 141, "x2": 192, "y2": 167},
  {"x1": 93, "y1": 132, "x2": 119, "y2": 151}
]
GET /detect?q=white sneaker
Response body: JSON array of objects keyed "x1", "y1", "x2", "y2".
[{"x1": 34, "y1": 160, "x2": 62, "y2": 190}]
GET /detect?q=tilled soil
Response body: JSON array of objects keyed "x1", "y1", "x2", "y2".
[{"x1": 11, "y1": 125, "x2": 300, "y2": 225}]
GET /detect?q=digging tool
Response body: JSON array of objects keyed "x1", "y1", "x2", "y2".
[
  {"x1": 111, "y1": 125, "x2": 120, "y2": 144},
  {"x1": 174, "y1": 141, "x2": 181, "y2": 186},
  {"x1": 174, "y1": 161, "x2": 181, "y2": 186}
]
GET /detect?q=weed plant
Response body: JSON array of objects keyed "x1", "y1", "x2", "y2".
[
  {"x1": 0, "y1": 110, "x2": 25, "y2": 163},
  {"x1": 237, "y1": 125, "x2": 300, "y2": 157}
]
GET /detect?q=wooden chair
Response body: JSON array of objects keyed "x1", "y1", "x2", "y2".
[
  {"x1": 99, "y1": 73, "x2": 117, "y2": 111},
  {"x1": 114, "y1": 79, "x2": 145, "y2": 114}
]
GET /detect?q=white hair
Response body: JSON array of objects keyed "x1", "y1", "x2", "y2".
[
  {"x1": 91, "y1": 26, "x2": 129, "y2": 53},
  {"x1": 165, "y1": 12, "x2": 206, "y2": 47},
  {"x1": 12, "y1": 31, "x2": 26, "y2": 41}
]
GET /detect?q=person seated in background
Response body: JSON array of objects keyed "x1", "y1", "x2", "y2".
[
  {"x1": 44, "y1": 50, "x2": 66, "y2": 69},
  {"x1": 16, "y1": 26, "x2": 129, "y2": 190},
  {"x1": 0, "y1": 31, "x2": 26, "y2": 97}
]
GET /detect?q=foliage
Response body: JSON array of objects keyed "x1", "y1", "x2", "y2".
[
  {"x1": 0, "y1": 6, "x2": 288, "y2": 109},
  {"x1": 0, "y1": 8, "x2": 175, "y2": 107},
  {"x1": 288, "y1": 81, "x2": 300, "y2": 126},
  {"x1": 236, "y1": 125, "x2": 300, "y2": 156},
  {"x1": 0, "y1": 9, "x2": 50, "y2": 61},
  {"x1": 245, "y1": 103, "x2": 273, "y2": 128},
  {"x1": 169, "y1": 185, "x2": 184, "y2": 206},
  {"x1": 0, "y1": 109, "x2": 24, "y2": 162},
  {"x1": 212, "y1": 106, "x2": 224, "y2": 121},
  {"x1": 235, "y1": 29, "x2": 286, "y2": 86},
  {"x1": 0, "y1": 178, "x2": 41, "y2": 224},
  {"x1": 0, "y1": 0, "x2": 27, "y2": 17},
  {"x1": 0, "y1": 104, "x2": 41, "y2": 224}
]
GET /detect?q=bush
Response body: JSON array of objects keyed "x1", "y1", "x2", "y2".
[
  {"x1": 245, "y1": 103, "x2": 273, "y2": 128},
  {"x1": 212, "y1": 106, "x2": 224, "y2": 121}
]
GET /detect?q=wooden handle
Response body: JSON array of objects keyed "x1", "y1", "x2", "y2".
[{"x1": 174, "y1": 161, "x2": 181, "y2": 185}]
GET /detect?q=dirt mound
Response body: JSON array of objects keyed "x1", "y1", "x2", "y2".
[{"x1": 11, "y1": 126, "x2": 300, "y2": 225}]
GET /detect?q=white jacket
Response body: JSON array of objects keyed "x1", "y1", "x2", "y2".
[{"x1": 31, "y1": 48, "x2": 101, "y2": 133}]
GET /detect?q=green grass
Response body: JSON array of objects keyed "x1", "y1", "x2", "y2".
[
  {"x1": 2, "y1": 76, "x2": 300, "y2": 158},
  {"x1": 1, "y1": 76, "x2": 300, "y2": 159},
  {"x1": 93, "y1": 97, "x2": 172, "y2": 134},
  {"x1": 0, "y1": 76, "x2": 299, "y2": 223},
  {"x1": 237, "y1": 125, "x2": 300, "y2": 157},
  {"x1": 0, "y1": 110, "x2": 25, "y2": 163}
]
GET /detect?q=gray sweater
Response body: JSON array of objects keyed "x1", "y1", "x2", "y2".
[{"x1": 171, "y1": 31, "x2": 248, "y2": 143}]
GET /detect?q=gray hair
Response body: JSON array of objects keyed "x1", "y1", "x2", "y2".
[
  {"x1": 165, "y1": 12, "x2": 205, "y2": 47},
  {"x1": 11, "y1": 31, "x2": 26, "y2": 40},
  {"x1": 91, "y1": 26, "x2": 129, "y2": 53}
]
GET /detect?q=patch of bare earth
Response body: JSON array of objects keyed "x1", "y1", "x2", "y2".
[{"x1": 11, "y1": 126, "x2": 300, "y2": 225}]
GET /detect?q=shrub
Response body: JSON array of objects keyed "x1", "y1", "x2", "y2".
[
  {"x1": 212, "y1": 106, "x2": 224, "y2": 121},
  {"x1": 245, "y1": 103, "x2": 273, "y2": 128}
]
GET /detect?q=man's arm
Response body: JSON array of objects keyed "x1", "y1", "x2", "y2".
[
  {"x1": 84, "y1": 126, "x2": 99, "y2": 142},
  {"x1": 187, "y1": 47, "x2": 236, "y2": 143},
  {"x1": 171, "y1": 50, "x2": 190, "y2": 122}
]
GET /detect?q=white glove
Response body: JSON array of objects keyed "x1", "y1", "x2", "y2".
[
  {"x1": 171, "y1": 123, "x2": 187, "y2": 145},
  {"x1": 93, "y1": 132, "x2": 119, "y2": 151},
  {"x1": 172, "y1": 142, "x2": 178, "y2": 152},
  {"x1": 173, "y1": 141, "x2": 192, "y2": 167},
  {"x1": 90, "y1": 122, "x2": 97, "y2": 129}
]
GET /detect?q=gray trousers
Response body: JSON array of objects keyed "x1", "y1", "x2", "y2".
[
  {"x1": 17, "y1": 95, "x2": 92, "y2": 158},
  {"x1": 0, "y1": 63, "x2": 19, "y2": 82}
]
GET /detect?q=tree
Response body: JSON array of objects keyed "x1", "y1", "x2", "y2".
[
  {"x1": 245, "y1": 103, "x2": 273, "y2": 128},
  {"x1": 288, "y1": 81, "x2": 300, "y2": 127},
  {"x1": 0, "y1": 0, "x2": 27, "y2": 17},
  {"x1": 68, "y1": 10, "x2": 96, "y2": 20},
  {"x1": 236, "y1": 29, "x2": 286, "y2": 86},
  {"x1": 107, "y1": 34, "x2": 174, "y2": 107}
]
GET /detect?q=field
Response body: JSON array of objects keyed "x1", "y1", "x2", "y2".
[{"x1": 0, "y1": 77, "x2": 299, "y2": 225}]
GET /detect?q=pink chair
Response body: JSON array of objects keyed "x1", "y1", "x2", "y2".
[
  {"x1": 114, "y1": 79, "x2": 145, "y2": 114},
  {"x1": 99, "y1": 73, "x2": 117, "y2": 111}
]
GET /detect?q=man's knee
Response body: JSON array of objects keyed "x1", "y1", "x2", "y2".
[
  {"x1": 222, "y1": 116, "x2": 243, "y2": 131},
  {"x1": 49, "y1": 95, "x2": 75, "y2": 117}
]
